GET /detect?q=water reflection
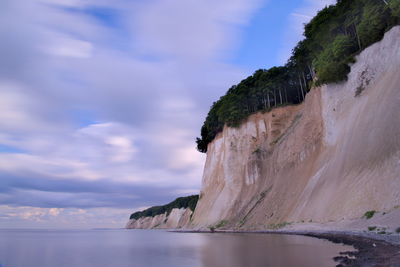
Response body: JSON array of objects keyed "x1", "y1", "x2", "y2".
[
  {"x1": 200, "y1": 233, "x2": 350, "y2": 267},
  {"x1": 0, "y1": 229, "x2": 352, "y2": 267}
]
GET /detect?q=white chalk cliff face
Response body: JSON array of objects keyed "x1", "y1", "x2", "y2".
[
  {"x1": 126, "y1": 208, "x2": 193, "y2": 229},
  {"x1": 125, "y1": 27, "x2": 400, "y2": 230},
  {"x1": 190, "y1": 26, "x2": 400, "y2": 230}
]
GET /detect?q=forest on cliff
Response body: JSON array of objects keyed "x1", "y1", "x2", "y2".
[
  {"x1": 130, "y1": 195, "x2": 199, "y2": 220},
  {"x1": 196, "y1": 0, "x2": 400, "y2": 153}
]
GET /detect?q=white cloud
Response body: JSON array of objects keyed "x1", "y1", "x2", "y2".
[
  {"x1": 39, "y1": 0, "x2": 85, "y2": 7},
  {"x1": 0, "y1": 0, "x2": 263, "y2": 228},
  {"x1": 105, "y1": 136, "x2": 136, "y2": 163},
  {"x1": 48, "y1": 208, "x2": 63, "y2": 216},
  {"x1": 167, "y1": 145, "x2": 204, "y2": 171},
  {"x1": 44, "y1": 35, "x2": 93, "y2": 58},
  {"x1": 0, "y1": 82, "x2": 62, "y2": 133},
  {"x1": 0, "y1": 205, "x2": 132, "y2": 228},
  {"x1": 129, "y1": 0, "x2": 263, "y2": 61}
]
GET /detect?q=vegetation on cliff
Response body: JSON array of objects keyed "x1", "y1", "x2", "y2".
[
  {"x1": 129, "y1": 195, "x2": 199, "y2": 220},
  {"x1": 196, "y1": 0, "x2": 400, "y2": 153}
]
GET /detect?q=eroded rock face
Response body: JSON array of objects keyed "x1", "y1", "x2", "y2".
[
  {"x1": 190, "y1": 26, "x2": 400, "y2": 230},
  {"x1": 125, "y1": 208, "x2": 193, "y2": 229}
]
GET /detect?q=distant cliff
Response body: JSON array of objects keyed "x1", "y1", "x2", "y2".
[
  {"x1": 189, "y1": 26, "x2": 400, "y2": 230},
  {"x1": 126, "y1": 195, "x2": 198, "y2": 229}
]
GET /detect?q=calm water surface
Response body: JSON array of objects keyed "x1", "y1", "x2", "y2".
[{"x1": 0, "y1": 229, "x2": 353, "y2": 267}]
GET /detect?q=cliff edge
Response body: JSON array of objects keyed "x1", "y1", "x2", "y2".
[{"x1": 189, "y1": 26, "x2": 400, "y2": 230}]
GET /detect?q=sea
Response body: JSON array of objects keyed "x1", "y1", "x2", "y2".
[{"x1": 0, "y1": 228, "x2": 353, "y2": 267}]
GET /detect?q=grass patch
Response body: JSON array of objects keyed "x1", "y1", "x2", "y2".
[
  {"x1": 368, "y1": 226, "x2": 377, "y2": 231},
  {"x1": 208, "y1": 220, "x2": 229, "y2": 232},
  {"x1": 268, "y1": 222, "x2": 291, "y2": 230},
  {"x1": 363, "y1": 210, "x2": 376, "y2": 219},
  {"x1": 396, "y1": 227, "x2": 400, "y2": 233},
  {"x1": 378, "y1": 231, "x2": 386, "y2": 235},
  {"x1": 215, "y1": 220, "x2": 228, "y2": 229}
]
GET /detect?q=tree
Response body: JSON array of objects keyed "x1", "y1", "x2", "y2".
[
  {"x1": 357, "y1": 2, "x2": 389, "y2": 48},
  {"x1": 195, "y1": 0, "x2": 400, "y2": 153},
  {"x1": 389, "y1": 0, "x2": 400, "y2": 20}
]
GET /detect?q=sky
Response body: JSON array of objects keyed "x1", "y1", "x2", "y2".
[{"x1": 0, "y1": 0, "x2": 335, "y2": 229}]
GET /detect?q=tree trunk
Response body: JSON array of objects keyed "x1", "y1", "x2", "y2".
[
  {"x1": 307, "y1": 64, "x2": 315, "y2": 80},
  {"x1": 298, "y1": 75, "x2": 305, "y2": 100},
  {"x1": 263, "y1": 96, "x2": 266, "y2": 109},
  {"x1": 302, "y1": 72, "x2": 308, "y2": 92},
  {"x1": 284, "y1": 87, "x2": 288, "y2": 103},
  {"x1": 296, "y1": 86, "x2": 301, "y2": 102},
  {"x1": 279, "y1": 89, "x2": 283, "y2": 105},
  {"x1": 354, "y1": 23, "x2": 362, "y2": 50}
]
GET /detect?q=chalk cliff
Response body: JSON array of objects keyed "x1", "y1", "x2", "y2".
[
  {"x1": 125, "y1": 26, "x2": 400, "y2": 231},
  {"x1": 190, "y1": 26, "x2": 400, "y2": 230},
  {"x1": 126, "y1": 195, "x2": 198, "y2": 229},
  {"x1": 126, "y1": 208, "x2": 193, "y2": 229}
]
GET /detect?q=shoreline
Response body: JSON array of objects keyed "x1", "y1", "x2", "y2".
[{"x1": 171, "y1": 229, "x2": 400, "y2": 266}]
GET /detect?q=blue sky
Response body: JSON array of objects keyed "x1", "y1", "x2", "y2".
[
  {"x1": 0, "y1": 0, "x2": 335, "y2": 228},
  {"x1": 232, "y1": 0, "x2": 303, "y2": 69}
]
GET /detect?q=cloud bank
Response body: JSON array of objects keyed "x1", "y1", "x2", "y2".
[{"x1": 0, "y1": 0, "x2": 264, "y2": 227}]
